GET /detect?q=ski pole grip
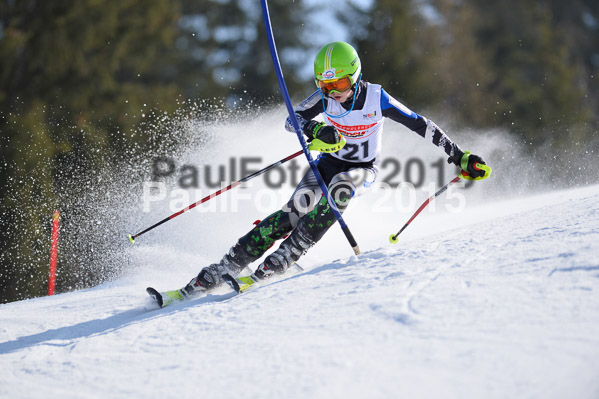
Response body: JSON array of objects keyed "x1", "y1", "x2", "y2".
[{"x1": 461, "y1": 163, "x2": 492, "y2": 180}]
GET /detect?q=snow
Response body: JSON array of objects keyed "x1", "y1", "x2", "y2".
[
  {"x1": 1, "y1": 184, "x2": 598, "y2": 398},
  {"x1": 1, "y1": 112, "x2": 599, "y2": 398}
]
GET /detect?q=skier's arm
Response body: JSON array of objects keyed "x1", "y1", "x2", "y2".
[
  {"x1": 381, "y1": 89, "x2": 489, "y2": 179},
  {"x1": 380, "y1": 88, "x2": 463, "y2": 159},
  {"x1": 285, "y1": 90, "x2": 325, "y2": 133}
]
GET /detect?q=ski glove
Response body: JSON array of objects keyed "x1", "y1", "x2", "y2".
[
  {"x1": 303, "y1": 120, "x2": 340, "y2": 145},
  {"x1": 448, "y1": 150, "x2": 490, "y2": 179}
]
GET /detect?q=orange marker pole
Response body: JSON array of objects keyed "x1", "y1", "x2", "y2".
[{"x1": 48, "y1": 210, "x2": 60, "y2": 296}]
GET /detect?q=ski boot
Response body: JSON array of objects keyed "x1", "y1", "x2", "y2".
[
  {"x1": 182, "y1": 209, "x2": 295, "y2": 295},
  {"x1": 253, "y1": 175, "x2": 354, "y2": 281}
]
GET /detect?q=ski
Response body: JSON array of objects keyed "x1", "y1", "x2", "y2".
[
  {"x1": 222, "y1": 264, "x2": 304, "y2": 294},
  {"x1": 146, "y1": 264, "x2": 305, "y2": 308},
  {"x1": 221, "y1": 274, "x2": 258, "y2": 294},
  {"x1": 145, "y1": 287, "x2": 192, "y2": 309}
]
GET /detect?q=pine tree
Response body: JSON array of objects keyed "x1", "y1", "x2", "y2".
[
  {"x1": 175, "y1": 0, "x2": 313, "y2": 106},
  {"x1": 343, "y1": 0, "x2": 443, "y2": 108},
  {"x1": 0, "y1": 0, "x2": 184, "y2": 303}
]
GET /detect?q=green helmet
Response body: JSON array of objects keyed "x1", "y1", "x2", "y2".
[{"x1": 314, "y1": 41, "x2": 361, "y2": 87}]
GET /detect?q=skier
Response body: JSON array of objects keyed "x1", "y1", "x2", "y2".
[{"x1": 181, "y1": 41, "x2": 489, "y2": 295}]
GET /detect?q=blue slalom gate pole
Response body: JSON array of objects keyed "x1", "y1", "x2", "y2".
[{"x1": 260, "y1": 0, "x2": 361, "y2": 255}]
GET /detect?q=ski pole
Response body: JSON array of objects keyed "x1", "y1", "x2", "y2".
[
  {"x1": 128, "y1": 149, "x2": 304, "y2": 243},
  {"x1": 389, "y1": 161, "x2": 492, "y2": 243},
  {"x1": 389, "y1": 173, "x2": 463, "y2": 244}
]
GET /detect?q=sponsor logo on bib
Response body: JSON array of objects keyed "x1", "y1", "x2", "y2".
[{"x1": 326, "y1": 118, "x2": 380, "y2": 138}]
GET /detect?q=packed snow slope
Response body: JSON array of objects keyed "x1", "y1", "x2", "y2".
[
  {"x1": 1, "y1": 183, "x2": 598, "y2": 398},
  {"x1": 1, "y1": 109, "x2": 599, "y2": 398}
]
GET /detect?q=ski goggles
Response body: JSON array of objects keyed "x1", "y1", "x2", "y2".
[{"x1": 317, "y1": 76, "x2": 353, "y2": 95}]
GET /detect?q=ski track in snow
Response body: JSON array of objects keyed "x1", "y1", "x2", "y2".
[{"x1": 1, "y1": 184, "x2": 598, "y2": 398}]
